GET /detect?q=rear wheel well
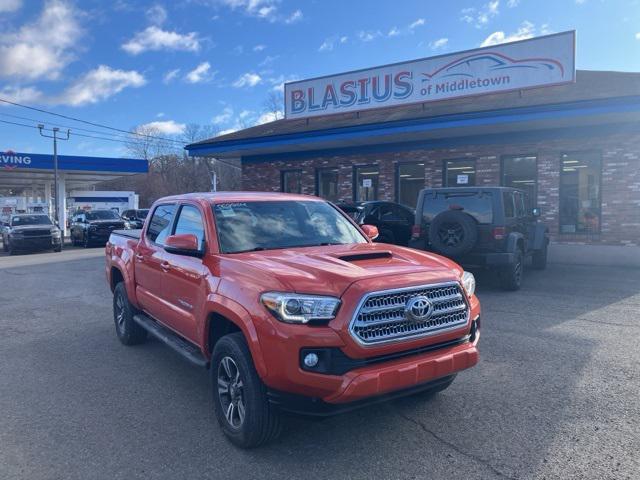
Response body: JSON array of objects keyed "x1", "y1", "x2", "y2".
[
  {"x1": 207, "y1": 313, "x2": 242, "y2": 354},
  {"x1": 110, "y1": 267, "x2": 124, "y2": 292}
]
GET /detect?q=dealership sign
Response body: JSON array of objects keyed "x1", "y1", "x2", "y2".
[{"x1": 285, "y1": 31, "x2": 575, "y2": 119}]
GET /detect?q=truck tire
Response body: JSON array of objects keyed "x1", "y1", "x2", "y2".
[
  {"x1": 532, "y1": 242, "x2": 548, "y2": 270},
  {"x1": 212, "y1": 332, "x2": 282, "y2": 448},
  {"x1": 499, "y1": 248, "x2": 524, "y2": 291},
  {"x1": 113, "y1": 282, "x2": 147, "y2": 345},
  {"x1": 428, "y1": 210, "x2": 478, "y2": 257}
]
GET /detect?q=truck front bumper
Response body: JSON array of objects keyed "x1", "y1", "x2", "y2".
[{"x1": 260, "y1": 316, "x2": 480, "y2": 413}]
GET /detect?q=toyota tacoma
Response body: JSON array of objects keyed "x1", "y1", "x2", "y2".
[{"x1": 105, "y1": 192, "x2": 480, "y2": 448}]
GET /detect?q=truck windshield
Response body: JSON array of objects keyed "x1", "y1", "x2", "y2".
[
  {"x1": 86, "y1": 210, "x2": 120, "y2": 220},
  {"x1": 11, "y1": 215, "x2": 52, "y2": 226},
  {"x1": 212, "y1": 201, "x2": 367, "y2": 253}
]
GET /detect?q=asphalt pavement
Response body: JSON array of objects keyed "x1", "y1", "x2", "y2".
[{"x1": 1, "y1": 248, "x2": 638, "y2": 480}]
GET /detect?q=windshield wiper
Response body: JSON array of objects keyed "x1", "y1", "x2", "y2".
[{"x1": 228, "y1": 247, "x2": 267, "y2": 254}]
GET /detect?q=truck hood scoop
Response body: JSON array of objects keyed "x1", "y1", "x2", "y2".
[
  {"x1": 335, "y1": 251, "x2": 392, "y2": 262},
  {"x1": 220, "y1": 243, "x2": 460, "y2": 297}
]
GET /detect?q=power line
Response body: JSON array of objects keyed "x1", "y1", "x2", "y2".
[
  {"x1": 0, "y1": 118, "x2": 240, "y2": 169},
  {"x1": 0, "y1": 111, "x2": 145, "y2": 142},
  {"x1": 0, "y1": 97, "x2": 187, "y2": 145}
]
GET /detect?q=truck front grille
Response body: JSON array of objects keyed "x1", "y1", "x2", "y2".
[{"x1": 349, "y1": 282, "x2": 469, "y2": 345}]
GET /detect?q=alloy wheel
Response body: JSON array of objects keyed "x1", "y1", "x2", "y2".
[
  {"x1": 217, "y1": 356, "x2": 246, "y2": 429},
  {"x1": 115, "y1": 293, "x2": 126, "y2": 334}
]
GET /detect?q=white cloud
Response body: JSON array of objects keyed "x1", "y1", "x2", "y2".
[
  {"x1": 253, "y1": 44, "x2": 266, "y2": 51},
  {"x1": 285, "y1": 9, "x2": 302, "y2": 24},
  {"x1": 217, "y1": 0, "x2": 297, "y2": 23},
  {"x1": 0, "y1": 0, "x2": 22, "y2": 13},
  {"x1": 0, "y1": 85, "x2": 43, "y2": 104},
  {"x1": 146, "y1": 4, "x2": 167, "y2": 25},
  {"x1": 163, "y1": 68, "x2": 180, "y2": 84},
  {"x1": 257, "y1": 111, "x2": 281, "y2": 125},
  {"x1": 429, "y1": 37, "x2": 448, "y2": 50},
  {"x1": 259, "y1": 54, "x2": 278, "y2": 66},
  {"x1": 0, "y1": 0, "x2": 82, "y2": 80},
  {"x1": 387, "y1": 18, "x2": 426, "y2": 38},
  {"x1": 122, "y1": 26, "x2": 200, "y2": 55},
  {"x1": 233, "y1": 72, "x2": 262, "y2": 88},
  {"x1": 481, "y1": 20, "x2": 535, "y2": 46},
  {"x1": 268, "y1": 74, "x2": 298, "y2": 92},
  {"x1": 636, "y1": 32, "x2": 640, "y2": 40},
  {"x1": 212, "y1": 106, "x2": 234, "y2": 125},
  {"x1": 218, "y1": 127, "x2": 239, "y2": 136},
  {"x1": 358, "y1": 30, "x2": 382, "y2": 42},
  {"x1": 575, "y1": 0, "x2": 586, "y2": 4},
  {"x1": 53, "y1": 65, "x2": 146, "y2": 106},
  {"x1": 408, "y1": 18, "x2": 425, "y2": 30},
  {"x1": 138, "y1": 120, "x2": 186, "y2": 135},
  {"x1": 184, "y1": 62, "x2": 213, "y2": 83},
  {"x1": 507, "y1": 0, "x2": 519, "y2": 6},
  {"x1": 461, "y1": 1, "x2": 500, "y2": 28}
]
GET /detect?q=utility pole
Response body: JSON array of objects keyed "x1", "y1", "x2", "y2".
[{"x1": 38, "y1": 125, "x2": 70, "y2": 226}]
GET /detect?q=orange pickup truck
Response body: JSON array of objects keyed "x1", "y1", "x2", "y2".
[{"x1": 105, "y1": 192, "x2": 480, "y2": 448}]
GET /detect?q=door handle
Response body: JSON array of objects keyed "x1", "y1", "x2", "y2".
[
  {"x1": 134, "y1": 253, "x2": 144, "y2": 261},
  {"x1": 160, "y1": 261, "x2": 171, "y2": 272}
]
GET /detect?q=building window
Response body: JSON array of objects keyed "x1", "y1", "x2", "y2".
[
  {"x1": 316, "y1": 168, "x2": 339, "y2": 202},
  {"x1": 396, "y1": 162, "x2": 425, "y2": 208},
  {"x1": 502, "y1": 155, "x2": 537, "y2": 204},
  {"x1": 444, "y1": 159, "x2": 476, "y2": 187},
  {"x1": 281, "y1": 170, "x2": 301, "y2": 194},
  {"x1": 354, "y1": 165, "x2": 379, "y2": 201},
  {"x1": 559, "y1": 152, "x2": 602, "y2": 234}
]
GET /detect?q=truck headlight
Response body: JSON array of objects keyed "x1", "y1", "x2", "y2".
[
  {"x1": 260, "y1": 292, "x2": 340, "y2": 324},
  {"x1": 461, "y1": 271, "x2": 476, "y2": 298},
  {"x1": 50, "y1": 229, "x2": 61, "y2": 238},
  {"x1": 123, "y1": 221, "x2": 131, "y2": 229}
]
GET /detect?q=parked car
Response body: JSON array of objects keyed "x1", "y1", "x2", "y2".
[
  {"x1": 409, "y1": 187, "x2": 549, "y2": 291},
  {"x1": 121, "y1": 208, "x2": 149, "y2": 229},
  {"x1": 336, "y1": 201, "x2": 415, "y2": 246},
  {"x1": 1, "y1": 214, "x2": 62, "y2": 255},
  {"x1": 70, "y1": 209, "x2": 126, "y2": 247},
  {"x1": 106, "y1": 192, "x2": 480, "y2": 448}
]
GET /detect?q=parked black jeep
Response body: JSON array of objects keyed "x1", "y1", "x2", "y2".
[{"x1": 409, "y1": 187, "x2": 549, "y2": 290}]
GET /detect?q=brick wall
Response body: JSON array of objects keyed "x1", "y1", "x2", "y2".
[{"x1": 241, "y1": 132, "x2": 640, "y2": 246}]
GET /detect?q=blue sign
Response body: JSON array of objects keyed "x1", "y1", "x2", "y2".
[{"x1": 0, "y1": 150, "x2": 148, "y2": 173}]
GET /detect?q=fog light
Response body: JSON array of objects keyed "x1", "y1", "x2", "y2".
[{"x1": 303, "y1": 352, "x2": 319, "y2": 368}]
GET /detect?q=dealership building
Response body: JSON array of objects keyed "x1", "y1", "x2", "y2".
[{"x1": 187, "y1": 32, "x2": 640, "y2": 263}]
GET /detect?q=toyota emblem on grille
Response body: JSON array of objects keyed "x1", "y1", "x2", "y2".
[{"x1": 405, "y1": 296, "x2": 433, "y2": 323}]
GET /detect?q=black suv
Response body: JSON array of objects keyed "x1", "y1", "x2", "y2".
[
  {"x1": 70, "y1": 210, "x2": 126, "y2": 247},
  {"x1": 121, "y1": 209, "x2": 149, "y2": 229},
  {"x1": 409, "y1": 187, "x2": 549, "y2": 290},
  {"x1": 336, "y1": 201, "x2": 415, "y2": 246}
]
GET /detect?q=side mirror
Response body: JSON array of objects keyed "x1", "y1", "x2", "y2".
[
  {"x1": 532, "y1": 207, "x2": 541, "y2": 218},
  {"x1": 361, "y1": 224, "x2": 379, "y2": 240},
  {"x1": 164, "y1": 234, "x2": 204, "y2": 258}
]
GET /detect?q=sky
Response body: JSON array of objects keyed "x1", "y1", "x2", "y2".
[{"x1": 0, "y1": 0, "x2": 639, "y2": 158}]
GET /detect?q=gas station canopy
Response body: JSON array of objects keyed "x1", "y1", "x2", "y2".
[{"x1": 0, "y1": 150, "x2": 148, "y2": 232}]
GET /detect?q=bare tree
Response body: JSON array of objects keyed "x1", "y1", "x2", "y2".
[{"x1": 263, "y1": 91, "x2": 284, "y2": 121}]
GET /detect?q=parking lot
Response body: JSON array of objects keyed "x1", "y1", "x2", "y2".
[{"x1": 1, "y1": 249, "x2": 638, "y2": 480}]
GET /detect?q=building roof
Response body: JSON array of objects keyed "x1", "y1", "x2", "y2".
[{"x1": 186, "y1": 70, "x2": 640, "y2": 159}]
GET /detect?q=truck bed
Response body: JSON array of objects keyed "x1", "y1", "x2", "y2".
[{"x1": 111, "y1": 229, "x2": 142, "y2": 240}]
